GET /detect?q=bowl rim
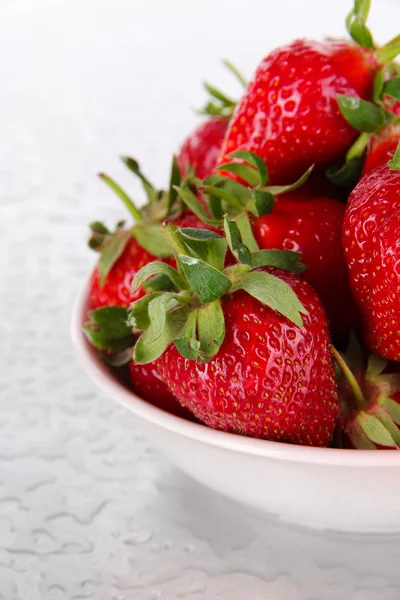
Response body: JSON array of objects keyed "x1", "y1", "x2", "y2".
[{"x1": 71, "y1": 279, "x2": 400, "y2": 468}]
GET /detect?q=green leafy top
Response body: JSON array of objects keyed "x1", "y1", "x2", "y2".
[
  {"x1": 83, "y1": 306, "x2": 135, "y2": 366},
  {"x1": 91, "y1": 155, "x2": 196, "y2": 286},
  {"x1": 172, "y1": 150, "x2": 313, "y2": 226},
  {"x1": 199, "y1": 59, "x2": 247, "y2": 118},
  {"x1": 332, "y1": 339, "x2": 400, "y2": 449},
  {"x1": 128, "y1": 217, "x2": 307, "y2": 365}
]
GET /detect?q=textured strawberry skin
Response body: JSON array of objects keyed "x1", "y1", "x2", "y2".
[
  {"x1": 157, "y1": 271, "x2": 338, "y2": 447},
  {"x1": 129, "y1": 360, "x2": 190, "y2": 417},
  {"x1": 177, "y1": 117, "x2": 229, "y2": 179},
  {"x1": 252, "y1": 192, "x2": 358, "y2": 344},
  {"x1": 218, "y1": 40, "x2": 375, "y2": 183},
  {"x1": 343, "y1": 165, "x2": 400, "y2": 361},
  {"x1": 90, "y1": 237, "x2": 159, "y2": 309}
]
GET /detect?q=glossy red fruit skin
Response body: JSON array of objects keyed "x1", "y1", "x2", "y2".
[
  {"x1": 218, "y1": 40, "x2": 375, "y2": 184},
  {"x1": 89, "y1": 211, "x2": 211, "y2": 310},
  {"x1": 90, "y1": 237, "x2": 160, "y2": 309},
  {"x1": 252, "y1": 192, "x2": 358, "y2": 345},
  {"x1": 158, "y1": 271, "x2": 338, "y2": 447},
  {"x1": 177, "y1": 117, "x2": 229, "y2": 179},
  {"x1": 128, "y1": 360, "x2": 190, "y2": 417},
  {"x1": 363, "y1": 130, "x2": 400, "y2": 175},
  {"x1": 343, "y1": 165, "x2": 400, "y2": 361}
]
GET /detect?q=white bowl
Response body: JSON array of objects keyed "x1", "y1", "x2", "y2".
[{"x1": 72, "y1": 282, "x2": 400, "y2": 534}]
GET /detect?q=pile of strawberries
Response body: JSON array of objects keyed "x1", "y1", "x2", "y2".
[{"x1": 83, "y1": 1, "x2": 400, "y2": 450}]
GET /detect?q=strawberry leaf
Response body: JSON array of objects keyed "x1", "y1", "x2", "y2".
[
  {"x1": 326, "y1": 157, "x2": 364, "y2": 189},
  {"x1": 122, "y1": 156, "x2": 158, "y2": 205},
  {"x1": 251, "y1": 249, "x2": 306, "y2": 274},
  {"x1": 143, "y1": 273, "x2": 177, "y2": 293},
  {"x1": 83, "y1": 306, "x2": 134, "y2": 352},
  {"x1": 197, "y1": 300, "x2": 225, "y2": 361},
  {"x1": 99, "y1": 230, "x2": 131, "y2": 287},
  {"x1": 235, "y1": 213, "x2": 259, "y2": 253},
  {"x1": 233, "y1": 271, "x2": 307, "y2": 327},
  {"x1": 146, "y1": 294, "x2": 182, "y2": 343},
  {"x1": 173, "y1": 185, "x2": 214, "y2": 224},
  {"x1": 226, "y1": 150, "x2": 269, "y2": 186},
  {"x1": 132, "y1": 224, "x2": 173, "y2": 258},
  {"x1": 127, "y1": 292, "x2": 163, "y2": 330},
  {"x1": 251, "y1": 190, "x2": 275, "y2": 217},
  {"x1": 167, "y1": 155, "x2": 181, "y2": 212},
  {"x1": 337, "y1": 95, "x2": 384, "y2": 133},
  {"x1": 217, "y1": 161, "x2": 261, "y2": 187},
  {"x1": 357, "y1": 411, "x2": 398, "y2": 447},
  {"x1": 178, "y1": 229, "x2": 228, "y2": 271},
  {"x1": 134, "y1": 304, "x2": 190, "y2": 364},
  {"x1": 174, "y1": 310, "x2": 200, "y2": 360},
  {"x1": 179, "y1": 256, "x2": 232, "y2": 303},
  {"x1": 98, "y1": 173, "x2": 143, "y2": 223},
  {"x1": 263, "y1": 165, "x2": 313, "y2": 196},
  {"x1": 223, "y1": 217, "x2": 252, "y2": 266},
  {"x1": 373, "y1": 68, "x2": 385, "y2": 103},
  {"x1": 132, "y1": 261, "x2": 188, "y2": 294},
  {"x1": 380, "y1": 396, "x2": 400, "y2": 426},
  {"x1": 366, "y1": 353, "x2": 387, "y2": 380}
]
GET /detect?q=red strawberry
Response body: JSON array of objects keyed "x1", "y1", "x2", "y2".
[
  {"x1": 89, "y1": 157, "x2": 214, "y2": 311},
  {"x1": 218, "y1": 39, "x2": 376, "y2": 184},
  {"x1": 177, "y1": 117, "x2": 229, "y2": 179},
  {"x1": 332, "y1": 343, "x2": 400, "y2": 449},
  {"x1": 128, "y1": 360, "x2": 191, "y2": 417},
  {"x1": 130, "y1": 221, "x2": 338, "y2": 447},
  {"x1": 343, "y1": 156, "x2": 400, "y2": 361},
  {"x1": 362, "y1": 125, "x2": 400, "y2": 175},
  {"x1": 83, "y1": 305, "x2": 185, "y2": 414},
  {"x1": 251, "y1": 191, "x2": 358, "y2": 345}
]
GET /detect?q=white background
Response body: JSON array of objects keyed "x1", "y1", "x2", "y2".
[{"x1": 1, "y1": 0, "x2": 400, "y2": 598}]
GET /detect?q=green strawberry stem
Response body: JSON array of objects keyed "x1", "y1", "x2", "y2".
[
  {"x1": 331, "y1": 345, "x2": 366, "y2": 410},
  {"x1": 98, "y1": 173, "x2": 143, "y2": 223}
]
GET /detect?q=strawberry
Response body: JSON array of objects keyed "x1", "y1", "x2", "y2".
[
  {"x1": 89, "y1": 156, "x2": 212, "y2": 310},
  {"x1": 343, "y1": 145, "x2": 400, "y2": 361},
  {"x1": 83, "y1": 305, "x2": 184, "y2": 414},
  {"x1": 177, "y1": 117, "x2": 228, "y2": 180},
  {"x1": 176, "y1": 149, "x2": 357, "y2": 345},
  {"x1": 218, "y1": 39, "x2": 375, "y2": 184},
  {"x1": 218, "y1": 2, "x2": 400, "y2": 185},
  {"x1": 251, "y1": 191, "x2": 358, "y2": 345},
  {"x1": 128, "y1": 219, "x2": 338, "y2": 447},
  {"x1": 332, "y1": 341, "x2": 400, "y2": 449},
  {"x1": 362, "y1": 124, "x2": 400, "y2": 175}
]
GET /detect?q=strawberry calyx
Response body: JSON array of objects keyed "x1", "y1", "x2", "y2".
[
  {"x1": 388, "y1": 139, "x2": 400, "y2": 171},
  {"x1": 173, "y1": 150, "x2": 313, "y2": 226},
  {"x1": 128, "y1": 217, "x2": 307, "y2": 365},
  {"x1": 332, "y1": 342, "x2": 400, "y2": 449},
  {"x1": 346, "y1": 0, "x2": 400, "y2": 63},
  {"x1": 83, "y1": 305, "x2": 134, "y2": 366},
  {"x1": 91, "y1": 155, "x2": 193, "y2": 287},
  {"x1": 199, "y1": 59, "x2": 247, "y2": 118}
]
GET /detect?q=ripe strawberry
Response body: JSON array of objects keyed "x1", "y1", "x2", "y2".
[
  {"x1": 83, "y1": 305, "x2": 184, "y2": 414},
  {"x1": 332, "y1": 343, "x2": 400, "y2": 449},
  {"x1": 343, "y1": 150, "x2": 400, "y2": 361},
  {"x1": 129, "y1": 220, "x2": 338, "y2": 447},
  {"x1": 177, "y1": 117, "x2": 229, "y2": 179},
  {"x1": 218, "y1": 39, "x2": 376, "y2": 184},
  {"x1": 128, "y1": 360, "x2": 191, "y2": 417},
  {"x1": 217, "y1": 2, "x2": 400, "y2": 185},
  {"x1": 362, "y1": 125, "x2": 400, "y2": 175},
  {"x1": 89, "y1": 157, "x2": 212, "y2": 311},
  {"x1": 251, "y1": 191, "x2": 358, "y2": 345}
]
